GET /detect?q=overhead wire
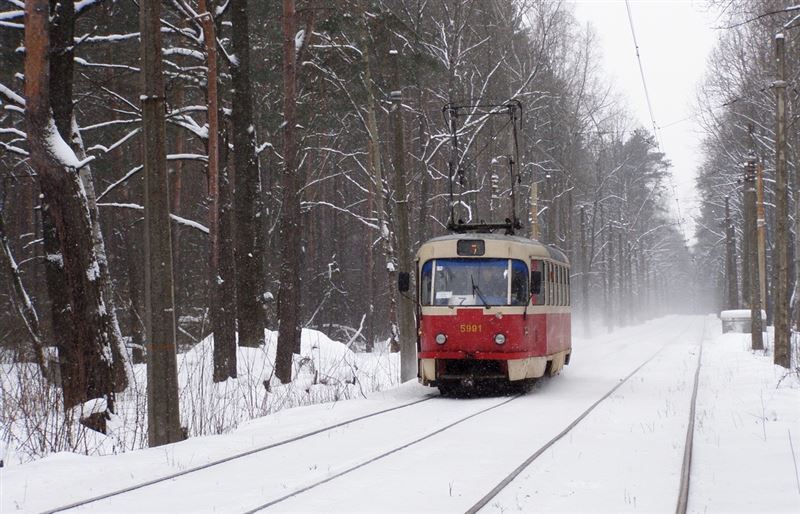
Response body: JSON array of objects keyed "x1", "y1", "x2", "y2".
[
  {"x1": 624, "y1": 0, "x2": 690, "y2": 247},
  {"x1": 624, "y1": 0, "x2": 662, "y2": 150}
]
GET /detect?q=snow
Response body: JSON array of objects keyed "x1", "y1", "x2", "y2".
[
  {"x1": 86, "y1": 259, "x2": 100, "y2": 281},
  {"x1": 0, "y1": 82, "x2": 25, "y2": 106},
  {"x1": 720, "y1": 309, "x2": 766, "y2": 320},
  {"x1": 2, "y1": 316, "x2": 798, "y2": 513},
  {"x1": 44, "y1": 118, "x2": 81, "y2": 168},
  {"x1": 96, "y1": 202, "x2": 209, "y2": 234}
]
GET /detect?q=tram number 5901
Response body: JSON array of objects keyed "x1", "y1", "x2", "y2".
[{"x1": 460, "y1": 324, "x2": 482, "y2": 333}]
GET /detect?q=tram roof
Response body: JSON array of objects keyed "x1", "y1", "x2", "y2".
[{"x1": 421, "y1": 233, "x2": 569, "y2": 265}]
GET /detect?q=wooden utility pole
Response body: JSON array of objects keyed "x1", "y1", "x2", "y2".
[
  {"x1": 617, "y1": 219, "x2": 625, "y2": 327},
  {"x1": 139, "y1": 0, "x2": 183, "y2": 446},
  {"x1": 580, "y1": 206, "x2": 590, "y2": 335},
  {"x1": 529, "y1": 183, "x2": 539, "y2": 239},
  {"x1": 389, "y1": 50, "x2": 416, "y2": 382},
  {"x1": 724, "y1": 196, "x2": 739, "y2": 309},
  {"x1": 743, "y1": 157, "x2": 764, "y2": 350},
  {"x1": 773, "y1": 33, "x2": 790, "y2": 368}
]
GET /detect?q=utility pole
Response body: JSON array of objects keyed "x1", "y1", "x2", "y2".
[
  {"x1": 617, "y1": 219, "x2": 625, "y2": 327},
  {"x1": 529, "y1": 182, "x2": 539, "y2": 240},
  {"x1": 139, "y1": 0, "x2": 183, "y2": 445},
  {"x1": 580, "y1": 206, "x2": 590, "y2": 335},
  {"x1": 388, "y1": 50, "x2": 416, "y2": 382},
  {"x1": 756, "y1": 163, "x2": 768, "y2": 320},
  {"x1": 773, "y1": 32, "x2": 790, "y2": 368},
  {"x1": 743, "y1": 157, "x2": 764, "y2": 350},
  {"x1": 724, "y1": 196, "x2": 739, "y2": 309}
]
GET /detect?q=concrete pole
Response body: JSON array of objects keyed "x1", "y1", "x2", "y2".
[{"x1": 774, "y1": 33, "x2": 790, "y2": 367}]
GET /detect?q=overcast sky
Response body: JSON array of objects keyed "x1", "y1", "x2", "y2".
[{"x1": 568, "y1": 0, "x2": 720, "y2": 244}]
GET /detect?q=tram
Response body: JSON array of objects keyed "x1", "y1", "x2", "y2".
[
  {"x1": 413, "y1": 233, "x2": 570, "y2": 392},
  {"x1": 400, "y1": 101, "x2": 571, "y2": 393}
]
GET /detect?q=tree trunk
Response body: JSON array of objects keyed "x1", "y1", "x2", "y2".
[
  {"x1": 139, "y1": 0, "x2": 183, "y2": 446},
  {"x1": 25, "y1": 0, "x2": 116, "y2": 424},
  {"x1": 357, "y1": 0, "x2": 396, "y2": 351},
  {"x1": 215, "y1": 125, "x2": 239, "y2": 381},
  {"x1": 0, "y1": 209, "x2": 51, "y2": 380},
  {"x1": 200, "y1": 0, "x2": 237, "y2": 382},
  {"x1": 49, "y1": 0, "x2": 129, "y2": 392},
  {"x1": 725, "y1": 196, "x2": 739, "y2": 309},
  {"x1": 275, "y1": 0, "x2": 302, "y2": 383},
  {"x1": 230, "y1": 0, "x2": 265, "y2": 348}
]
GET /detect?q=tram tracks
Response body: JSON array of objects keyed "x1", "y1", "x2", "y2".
[
  {"x1": 251, "y1": 318, "x2": 707, "y2": 513},
  {"x1": 467, "y1": 317, "x2": 707, "y2": 513},
  {"x1": 40, "y1": 395, "x2": 437, "y2": 514},
  {"x1": 40, "y1": 318, "x2": 708, "y2": 514}
]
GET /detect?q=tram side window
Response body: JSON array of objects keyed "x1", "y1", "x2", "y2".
[
  {"x1": 542, "y1": 262, "x2": 548, "y2": 305},
  {"x1": 420, "y1": 260, "x2": 433, "y2": 305},
  {"x1": 555, "y1": 265, "x2": 562, "y2": 306},
  {"x1": 510, "y1": 260, "x2": 528, "y2": 305},
  {"x1": 556, "y1": 264, "x2": 564, "y2": 306},
  {"x1": 531, "y1": 260, "x2": 544, "y2": 306},
  {"x1": 559, "y1": 265, "x2": 565, "y2": 306},
  {"x1": 566, "y1": 268, "x2": 571, "y2": 305},
  {"x1": 542, "y1": 261, "x2": 548, "y2": 305}
]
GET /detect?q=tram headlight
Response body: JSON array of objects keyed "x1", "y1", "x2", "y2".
[
  {"x1": 494, "y1": 333, "x2": 507, "y2": 345},
  {"x1": 435, "y1": 333, "x2": 447, "y2": 345}
]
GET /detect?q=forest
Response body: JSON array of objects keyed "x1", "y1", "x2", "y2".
[{"x1": 1, "y1": 0, "x2": 795, "y2": 460}]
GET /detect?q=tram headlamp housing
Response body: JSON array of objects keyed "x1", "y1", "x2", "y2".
[
  {"x1": 494, "y1": 333, "x2": 507, "y2": 345},
  {"x1": 435, "y1": 333, "x2": 447, "y2": 345}
]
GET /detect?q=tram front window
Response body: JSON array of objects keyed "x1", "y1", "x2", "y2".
[{"x1": 420, "y1": 258, "x2": 528, "y2": 306}]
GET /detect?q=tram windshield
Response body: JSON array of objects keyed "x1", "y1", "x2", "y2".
[{"x1": 420, "y1": 258, "x2": 528, "y2": 307}]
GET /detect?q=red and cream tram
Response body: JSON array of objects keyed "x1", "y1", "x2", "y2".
[{"x1": 414, "y1": 233, "x2": 571, "y2": 393}]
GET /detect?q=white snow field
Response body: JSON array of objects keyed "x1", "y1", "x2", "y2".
[{"x1": 1, "y1": 315, "x2": 798, "y2": 513}]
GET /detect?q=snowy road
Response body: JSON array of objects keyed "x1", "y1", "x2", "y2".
[{"x1": 6, "y1": 314, "x2": 798, "y2": 513}]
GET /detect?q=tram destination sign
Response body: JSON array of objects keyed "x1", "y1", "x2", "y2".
[{"x1": 457, "y1": 239, "x2": 485, "y2": 256}]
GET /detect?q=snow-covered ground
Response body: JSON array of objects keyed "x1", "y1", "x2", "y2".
[
  {"x1": 1, "y1": 315, "x2": 798, "y2": 513},
  {"x1": 0, "y1": 328, "x2": 399, "y2": 465}
]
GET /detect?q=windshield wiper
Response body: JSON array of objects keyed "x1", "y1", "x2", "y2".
[{"x1": 471, "y1": 275, "x2": 490, "y2": 308}]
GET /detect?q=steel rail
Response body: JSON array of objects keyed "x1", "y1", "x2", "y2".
[
  {"x1": 676, "y1": 322, "x2": 706, "y2": 514},
  {"x1": 41, "y1": 395, "x2": 437, "y2": 514},
  {"x1": 243, "y1": 393, "x2": 526, "y2": 513},
  {"x1": 464, "y1": 318, "x2": 706, "y2": 514}
]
